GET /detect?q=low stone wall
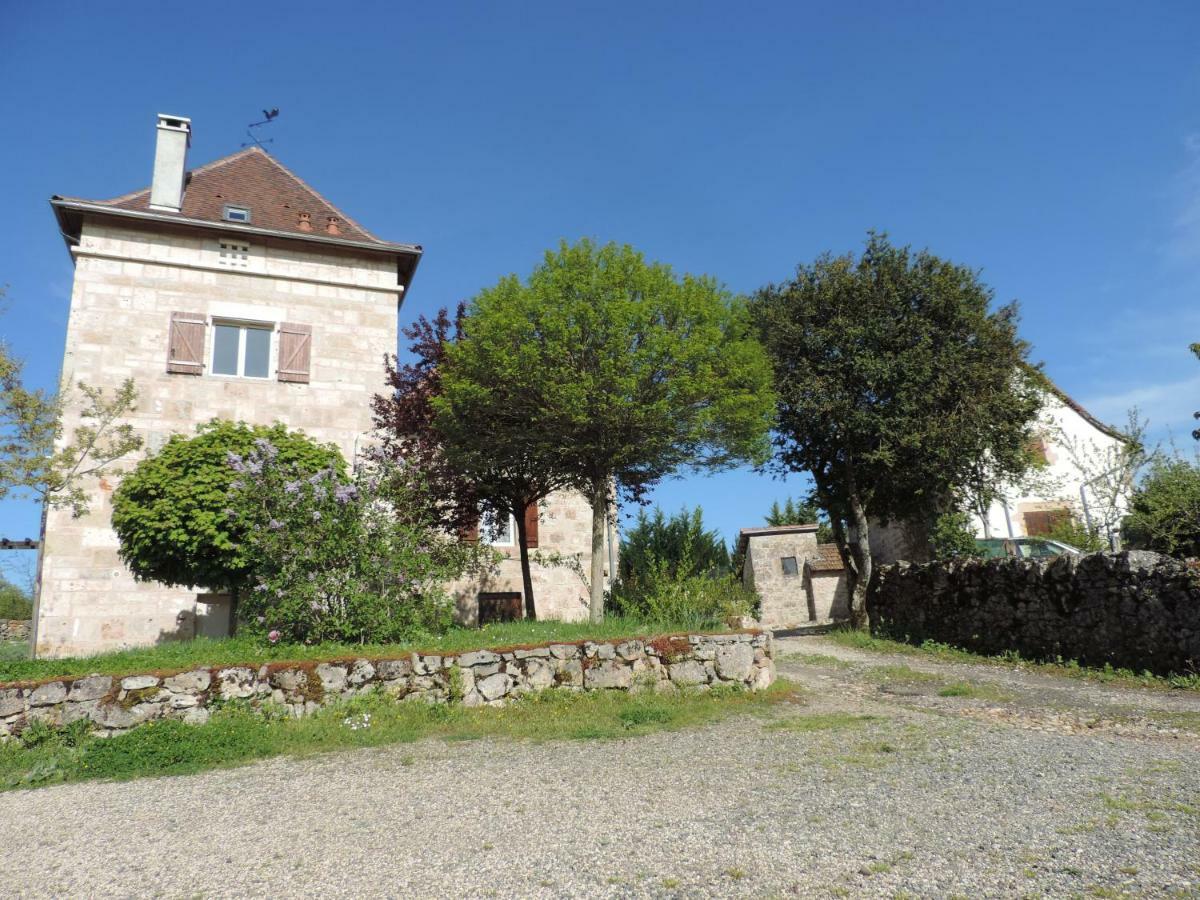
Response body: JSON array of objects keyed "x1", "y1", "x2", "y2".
[
  {"x1": 0, "y1": 621, "x2": 30, "y2": 642},
  {"x1": 868, "y1": 551, "x2": 1200, "y2": 675},
  {"x1": 0, "y1": 631, "x2": 775, "y2": 741}
]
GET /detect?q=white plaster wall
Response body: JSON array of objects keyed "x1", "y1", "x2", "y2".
[
  {"x1": 37, "y1": 218, "x2": 401, "y2": 657},
  {"x1": 973, "y1": 391, "x2": 1129, "y2": 542}
]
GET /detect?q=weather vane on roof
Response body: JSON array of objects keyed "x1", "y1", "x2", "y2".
[{"x1": 242, "y1": 108, "x2": 280, "y2": 151}]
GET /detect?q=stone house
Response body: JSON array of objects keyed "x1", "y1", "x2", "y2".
[
  {"x1": 737, "y1": 525, "x2": 848, "y2": 630},
  {"x1": 33, "y1": 114, "x2": 606, "y2": 658}
]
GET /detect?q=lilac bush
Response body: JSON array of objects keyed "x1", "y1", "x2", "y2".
[{"x1": 228, "y1": 440, "x2": 491, "y2": 644}]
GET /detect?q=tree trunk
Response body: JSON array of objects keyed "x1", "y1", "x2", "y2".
[
  {"x1": 514, "y1": 505, "x2": 537, "y2": 621},
  {"x1": 846, "y1": 493, "x2": 872, "y2": 630},
  {"x1": 588, "y1": 481, "x2": 607, "y2": 623}
]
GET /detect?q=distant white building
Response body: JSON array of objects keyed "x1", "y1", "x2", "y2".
[
  {"x1": 871, "y1": 372, "x2": 1133, "y2": 564},
  {"x1": 973, "y1": 375, "x2": 1132, "y2": 544}
]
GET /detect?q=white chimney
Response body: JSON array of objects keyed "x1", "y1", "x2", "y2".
[{"x1": 149, "y1": 113, "x2": 192, "y2": 211}]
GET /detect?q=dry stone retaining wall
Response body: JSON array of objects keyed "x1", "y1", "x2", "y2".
[
  {"x1": 0, "y1": 621, "x2": 30, "y2": 642},
  {"x1": 0, "y1": 631, "x2": 774, "y2": 741},
  {"x1": 868, "y1": 551, "x2": 1200, "y2": 675}
]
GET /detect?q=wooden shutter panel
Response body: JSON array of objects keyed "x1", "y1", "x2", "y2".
[
  {"x1": 166, "y1": 312, "x2": 206, "y2": 374},
  {"x1": 461, "y1": 518, "x2": 479, "y2": 543},
  {"x1": 523, "y1": 502, "x2": 539, "y2": 548},
  {"x1": 277, "y1": 322, "x2": 312, "y2": 383},
  {"x1": 1024, "y1": 509, "x2": 1068, "y2": 537}
]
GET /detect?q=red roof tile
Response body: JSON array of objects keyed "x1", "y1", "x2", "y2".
[{"x1": 73, "y1": 146, "x2": 387, "y2": 246}]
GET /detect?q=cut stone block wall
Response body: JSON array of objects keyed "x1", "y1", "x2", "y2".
[
  {"x1": 868, "y1": 551, "x2": 1200, "y2": 675},
  {"x1": 0, "y1": 621, "x2": 30, "y2": 642},
  {"x1": 0, "y1": 631, "x2": 775, "y2": 742}
]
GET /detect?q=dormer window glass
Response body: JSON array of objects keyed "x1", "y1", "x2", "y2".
[{"x1": 222, "y1": 204, "x2": 251, "y2": 223}]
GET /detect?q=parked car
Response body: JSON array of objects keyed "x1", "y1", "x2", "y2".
[{"x1": 975, "y1": 537, "x2": 1082, "y2": 560}]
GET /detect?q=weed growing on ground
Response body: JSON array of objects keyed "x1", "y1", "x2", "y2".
[
  {"x1": 0, "y1": 642, "x2": 27, "y2": 663},
  {"x1": 937, "y1": 681, "x2": 1014, "y2": 702},
  {"x1": 766, "y1": 713, "x2": 879, "y2": 732},
  {"x1": 0, "y1": 678, "x2": 800, "y2": 791}
]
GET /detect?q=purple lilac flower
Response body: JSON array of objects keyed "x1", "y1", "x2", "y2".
[
  {"x1": 268, "y1": 519, "x2": 284, "y2": 530},
  {"x1": 253, "y1": 584, "x2": 268, "y2": 593},
  {"x1": 226, "y1": 452, "x2": 247, "y2": 473},
  {"x1": 311, "y1": 510, "x2": 322, "y2": 522},
  {"x1": 333, "y1": 484, "x2": 358, "y2": 505},
  {"x1": 284, "y1": 480, "x2": 301, "y2": 495}
]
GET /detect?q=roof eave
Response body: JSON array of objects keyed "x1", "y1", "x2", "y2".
[{"x1": 49, "y1": 197, "x2": 422, "y2": 259}]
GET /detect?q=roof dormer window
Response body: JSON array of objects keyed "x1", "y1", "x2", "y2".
[{"x1": 222, "y1": 204, "x2": 251, "y2": 223}]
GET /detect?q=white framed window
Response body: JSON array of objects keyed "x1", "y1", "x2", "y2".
[
  {"x1": 211, "y1": 320, "x2": 272, "y2": 378},
  {"x1": 479, "y1": 509, "x2": 516, "y2": 546},
  {"x1": 218, "y1": 240, "x2": 250, "y2": 268}
]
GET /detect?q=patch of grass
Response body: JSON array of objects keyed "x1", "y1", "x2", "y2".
[
  {"x1": 937, "y1": 681, "x2": 1013, "y2": 701},
  {"x1": 0, "y1": 617, "x2": 734, "y2": 684},
  {"x1": 865, "y1": 664, "x2": 941, "y2": 684},
  {"x1": 0, "y1": 678, "x2": 800, "y2": 791},
  {"x1": 766, "y1": 712, "x2": 880, "y2": 732},
  {"x1": 780, "y1": 652, "x2": 852, "y2": 669},
  {"x1": 826, "y1": 628, "x2": 1200, "y2": 692}
]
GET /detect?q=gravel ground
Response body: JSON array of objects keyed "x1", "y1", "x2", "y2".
[{"x1": 1, "y1": 635, "x2": 1198, "y2": 899}]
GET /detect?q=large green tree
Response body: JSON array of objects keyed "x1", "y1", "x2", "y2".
[
  {"x1": 435, "y1": 239, "x2": 776, "y2": 621},
  {"x1": 751, "y1": 233, "x2": 1041, "y2": 626},
  {"x1": 111, "y1": 420, "x2": 343, "y2": 622}
]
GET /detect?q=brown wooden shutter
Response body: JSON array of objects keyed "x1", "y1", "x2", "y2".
[
  {"x1": 523, "y1": 502, "x2": 539, "y2": 548},
  {"x1": 1024, "y1": 508, "x2": 1069, "y2": 536},
  {"x1": 462, "y1": 518, "x2": 479, "y2": 543},
  {"x1": 277, "y1": 322, "x2": 312, "y2": 383},
  {"x1": 166, "y1": 312, "x2": 206, "y2": 375}
]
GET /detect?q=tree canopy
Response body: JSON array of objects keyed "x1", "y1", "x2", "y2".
[
  {"x1": 435, "y1": 239, "x2": 776, "y2": 620},
  {"x1": 111, "y1": 420, "x2": 343, "y2": 598},
  {"x1": 1122, "y1": 455, "x2": 1200, "y2": 559},
  {"x1": 751, "y1": 232, "x2": 1041, "y2": 624}
]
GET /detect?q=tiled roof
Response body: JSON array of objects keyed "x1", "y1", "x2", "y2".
[
  {"x1": 807, "y1": 543, "x2": 845, "y2": 572},
  {"x1": 63, "y1": 146, "x2": 388, "y2": 246},
  {"x1": 1021, "y1": 364, "x2": 1130, "y2": 444}
]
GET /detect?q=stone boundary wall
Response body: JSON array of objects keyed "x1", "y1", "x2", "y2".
[
  {"x1": 868, "y1": 551, "x2": 1200, "y2": 675},
  {"x1": 0, "y1": 621, "x2": 30, "y2": 642},
  {"x1": 0, "y1": 631, "x2": 775, "y2": 741}
]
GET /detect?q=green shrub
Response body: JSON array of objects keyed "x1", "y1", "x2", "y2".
[
  {"x1": 1123, "y1": 456, "x2": 1200, "y2": 559},
  {"x1": 0, "y1": 580, "x2": 31, "y2": 619},
  {"x1": 613, "y1": 553, "x2": 756, "y2": 630},
  {"x1": 232, "y1": 443, "x2": 491, "y2": 644},
  {"x1": 1044, "y1": 515, "x2": 1107, "y2": 552},
  {"x1": 928, "y1": 510, "x2": 983, "y2": 560}
]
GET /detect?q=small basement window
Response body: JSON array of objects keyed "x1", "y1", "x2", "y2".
[
  {"x1": 781, "y1": 556, "x2": 799, "y2": 577},
  {"x1": 222, "y1": 204, "x2": 251, "y2": 223},
  {"x1": 218, "y1": 240, "x2": 250, "y2": 268},
  {"x1": 212, "y1": 321, "x2": 272, "y2": 378}
]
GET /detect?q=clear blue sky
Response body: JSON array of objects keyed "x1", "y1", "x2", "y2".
[{"x1": 2, "y1": 1, "x2": 1199, "y2": 572}]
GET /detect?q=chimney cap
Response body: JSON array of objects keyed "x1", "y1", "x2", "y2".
[{"x1": 156, "y1": 113, "x2": 192, "y2": 143}]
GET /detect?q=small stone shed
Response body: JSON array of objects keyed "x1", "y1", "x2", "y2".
[{"x1": 737, "y1": 525, "x2": 849, "y2": 629}]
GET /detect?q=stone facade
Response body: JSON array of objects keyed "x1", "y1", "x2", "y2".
[
  {"x1": 0, "y1": 621, "x2": 30, "y2": 642},
  {"x1": 448, "y1": 490, "x2": 613, "y2": 625},
  {"x1": 36, "y1": 219, "x2": 403, "y2": 657},
  {"x1": 0, "y1": 631, "x2": 775, "y2": 741},
  {"x1": 868, "y1": 551, "x2": 1200, "y2": 675}
]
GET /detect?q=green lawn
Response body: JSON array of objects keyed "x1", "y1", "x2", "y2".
[
  {"x1": 0, "y1": 679, "x2": 799, "y2": 791},
  {"x1": 826, "y1": 628, "x2": 1200, "y2": 692},
  {"x1": 0, "y1": 617, "x2": 734, "y2": 684}
]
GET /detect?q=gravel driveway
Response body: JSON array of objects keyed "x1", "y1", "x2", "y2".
[{"x1": 2, "y1": 634, "x2": 1197, "y2": 898}]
